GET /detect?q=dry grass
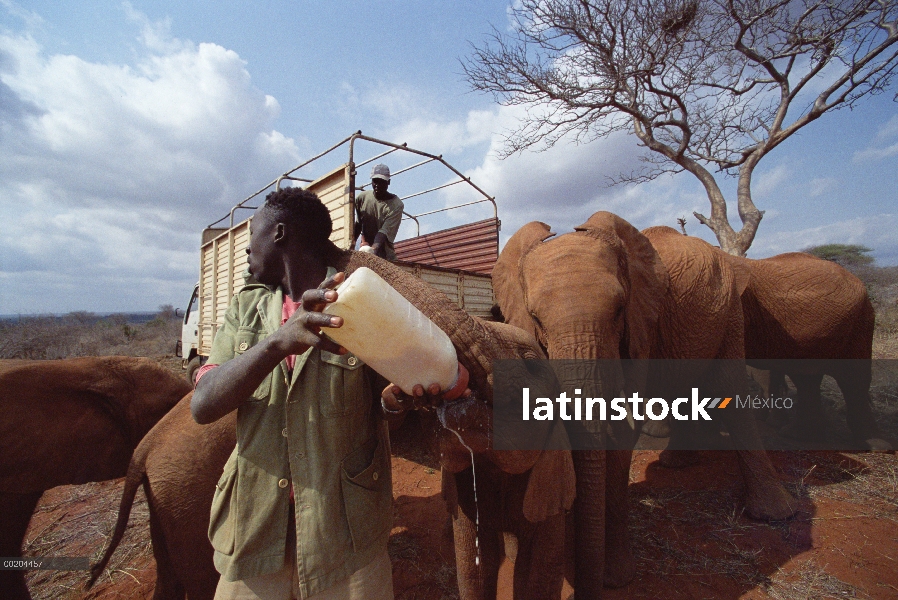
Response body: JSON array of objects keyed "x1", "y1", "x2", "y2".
[
  {"x1": 23, "y1": 481, "x2": 155, "y2": 600},
  {"x1": 629, "y1": 486, "x2": 775, "y2": 590},
  {"x1": 765, "y1": 558, "x2": 871, "y2": 600}
]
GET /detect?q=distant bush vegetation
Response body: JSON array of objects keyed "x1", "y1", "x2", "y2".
[
  {"x1": 803, "y1": 243, "x2": 875, "y2": 267},
  {"x1": 0, "y1": 305, "x2": 181, "y2": 360}
]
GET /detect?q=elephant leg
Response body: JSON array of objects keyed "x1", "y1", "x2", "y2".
[
  {"x1": 833, "y1": 364, "x2": 892, "y2": 452},
  {"x1": 659, "y1": 420, "x2": 700, "y2": 468},
  {"x1": 452, "y1": 469, "x2": 503, "y2": 600},
  {"x1": 511, "y1": 513, "x2": 566, "y2": 600},
  {"x1": 717, "y1": 409, "x2": 796, "y2": 520},
  {"x1": 0, "y1": 491, "x2": 42, "y2": 600},
  {"x1": 603, "y1": 449, "x2": 635, "y2": 588},
  {"x1": 148, "y1": 497, "x2": 187, "y2": 600},
  {"x1": 640, "y1": 417, "x2": 671, "y2": 438},
  {"x1": 571, "y1": 450, "x2": 606, "y2": 600},
  {"x1": 734, "y1": 449, "x2": 796, "y2": 520},
  {"x1": 780, "y1": 372, "x2": 826, "y2": 442}
]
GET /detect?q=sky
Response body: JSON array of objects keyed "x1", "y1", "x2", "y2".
[{"x1": 1, "y1": 0, "x2": 896, "y2": 314}]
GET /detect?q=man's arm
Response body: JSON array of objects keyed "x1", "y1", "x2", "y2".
[
  {"x1": 370, "y1": 200, "x2": 403, "y2": 255},
  {"x1": 191, "y1": 276, "x2": 346, "y2": 424}
]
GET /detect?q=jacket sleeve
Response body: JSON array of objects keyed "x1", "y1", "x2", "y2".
[{"x1": 206, "y1": 295, "x2": 241, "y2": 367}]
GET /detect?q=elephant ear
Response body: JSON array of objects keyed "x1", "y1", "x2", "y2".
[
  {"x1": 523, "y1": 433, "x2": 576, "y2": 522},
  {"x1": 576, "y1": 212, "x2": 669, "y2": 360},
  {"x1": 492, "y1": 221, "x2": 555, "y2": 344}
]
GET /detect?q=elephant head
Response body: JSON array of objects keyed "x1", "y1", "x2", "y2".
[
  {"x1": 494, "y1": 212, "x2": 668, "y2": 364},
  {"x1": 492, "y1": 212, "x2": 669, "y2": 597}
]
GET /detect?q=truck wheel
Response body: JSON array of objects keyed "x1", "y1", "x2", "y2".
[{"x1": 186, "y1": 356, "x2": 202, "y2": 385}]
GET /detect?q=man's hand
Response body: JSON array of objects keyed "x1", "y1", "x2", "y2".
[
  {"x1": 272, "y1": 272, "x2": 347, "y2": 357},
  {"x1": 192, "y1": 271, "x2": 347, "y2": 425},
  {"x1": 381, "y1": 381, "x2": 450, "y2": 414}
]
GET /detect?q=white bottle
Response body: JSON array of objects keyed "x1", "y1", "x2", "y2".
[{"x1": 323, "y1": 267, "x2": 468, "y2": 398}]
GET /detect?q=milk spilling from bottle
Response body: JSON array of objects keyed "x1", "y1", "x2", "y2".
[{"x1": 323, "y1": 267, "x2": 464, "y2": 396}]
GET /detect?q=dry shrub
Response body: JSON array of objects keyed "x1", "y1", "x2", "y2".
[{"x1": 0, "y1": 311, "x2": 181, "y2": 360}]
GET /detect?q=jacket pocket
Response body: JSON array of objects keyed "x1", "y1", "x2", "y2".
[
  {"x1": 340, "y1": 435, "x2": 392, "y2": 553},
  {"x1": 208, "y1": 456, "x2": 238, "y2": 555},
  {"x1": 234, "y1": 328, "x2": 272, "y2": 400},
  {"x1": 319, "y1": 351, "x2": 366, "y2": 417}
]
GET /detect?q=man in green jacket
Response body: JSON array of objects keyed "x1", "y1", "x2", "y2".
[
  {"x1": 191, "y1": 187, "x2": 394, "y2": 600},
  {"x1": 355, "y1": 164, "x2": 403, "y2": 261}
]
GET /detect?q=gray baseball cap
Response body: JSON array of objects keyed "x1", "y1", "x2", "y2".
[{"x1": 371, "y1": 164, "x2": 391, "y2": 181}]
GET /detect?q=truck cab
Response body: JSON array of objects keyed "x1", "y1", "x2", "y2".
[{"x1": 176, "y1": 282, "x2": 201, "y2": 382}]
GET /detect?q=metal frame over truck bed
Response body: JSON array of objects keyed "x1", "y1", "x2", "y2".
[{"x1": 193, "y1": 132, "x2": 500, "y2": 360}]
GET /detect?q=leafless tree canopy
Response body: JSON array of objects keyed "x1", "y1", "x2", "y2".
[{"x1": 464, "y1": 0, "x2": 898, "y2": 255}]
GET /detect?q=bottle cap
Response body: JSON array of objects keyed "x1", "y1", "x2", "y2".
[{"x1": 441, "y1": 363, "x2": 469, "y2": 402}]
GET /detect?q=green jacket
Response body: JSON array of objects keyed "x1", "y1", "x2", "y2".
[{"x1": 207, "y1": 280, "x2": 392, "y2": 597}]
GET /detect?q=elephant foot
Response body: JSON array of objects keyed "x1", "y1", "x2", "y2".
[
  {"x1": 658, "y1": 449, "x2": 700, "y2": 468},
  {"x1": 745, "y1": 487, "x2": 797, "y2": 521},
  {"x1": 743, "y1": 478, "x2": 797, "y2": 521},
  {"x1": 641, "y1": 419, "x2": 671, "y2": 438}
]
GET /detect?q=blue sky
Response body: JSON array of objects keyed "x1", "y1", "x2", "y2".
[{"x1": 1, "y1": 1, "x2": 896, "y2": 314}]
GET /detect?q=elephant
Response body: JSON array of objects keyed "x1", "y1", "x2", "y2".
[
  {"x1": 492, "y1": 213, "x2": 796, "y2": 599},
  {"x1": 724, "y1": 251, "x2": 891, "y2": 452},
  {"x1": 0, "y1": 356, "x2": 192, "y2": 600},
  {"x1": 89, "y1": 250, "x2": 575, "y2": 600},
  {"x1": 640, "y1": 226, "x2": 794, "y2": 519},
  {"x1": 492, "y1": 212, "x2": 667, "y2": 599}
]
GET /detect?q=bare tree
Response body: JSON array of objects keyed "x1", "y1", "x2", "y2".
[{"x1": 464, "y1": 0, "x2": 898, "y2": 255}]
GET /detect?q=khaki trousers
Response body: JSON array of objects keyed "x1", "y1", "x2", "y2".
[{"x1": 213, "y1": 548, "x2": 393, "y2": 600}]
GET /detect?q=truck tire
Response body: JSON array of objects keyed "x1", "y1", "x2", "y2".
[{"x1": 186, "y1": 356, "x2": 202, "y2": 385}]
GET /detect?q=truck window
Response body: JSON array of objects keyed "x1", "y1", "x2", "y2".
[{"x1": 185, "y1": 286, "x2": 199, "y2": 325}]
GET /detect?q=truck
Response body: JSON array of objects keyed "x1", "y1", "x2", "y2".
[{"x1": 176, "y1": 132, "x2": 501, "y2": 383}]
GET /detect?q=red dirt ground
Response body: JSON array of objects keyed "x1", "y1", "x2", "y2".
[{"x1": 23, "y1": 409, "x2": 897, "y2": 600}]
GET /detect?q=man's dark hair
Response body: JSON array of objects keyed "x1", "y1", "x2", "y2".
[{"x1": 263, "y1": 187, "x2": 333, "y2": 255}]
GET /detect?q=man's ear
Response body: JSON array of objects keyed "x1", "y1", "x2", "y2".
[{"x1": 274, "y1": 222, "x2": 287, "y2": 244}]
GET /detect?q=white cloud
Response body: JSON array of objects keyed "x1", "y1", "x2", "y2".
[
  {"x1": 0, "y1": 10, "x2": 303, "y2": 313},
  {"x1": 852, "y1": 142, "x2": 898, "y2": 163},
  {"x1": 752, "y1": 163, "x2": 792, "y2": 199},
  {"x1": 808, "y1": 177, "x2": 838, "y2": 198},
  {"x1": 875, "y1": 114, "x2": 898, "y2": 140},
  {"x1": 852, "y1": 114, "x2": 898, "y2": 163}
]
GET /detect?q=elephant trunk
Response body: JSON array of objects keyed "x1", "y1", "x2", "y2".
[
  {"x1": 551, "y1": 343, "x2": 630, "y2": 598},
  {"x1": 571, "y1": 450, "x2": 607, "y2": 598}
]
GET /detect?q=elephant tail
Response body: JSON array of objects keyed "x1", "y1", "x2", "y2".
[{"x1": 86, "y1": 443, "x2": 149, "y2": 588}]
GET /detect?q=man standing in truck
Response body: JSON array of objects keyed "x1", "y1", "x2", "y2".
[
  {"x1": 355, "y1": 163, "x2": 403, "y2": 261},
  {"x1": 191, "y1": 187, "x2": 394, "y2": 600}
]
